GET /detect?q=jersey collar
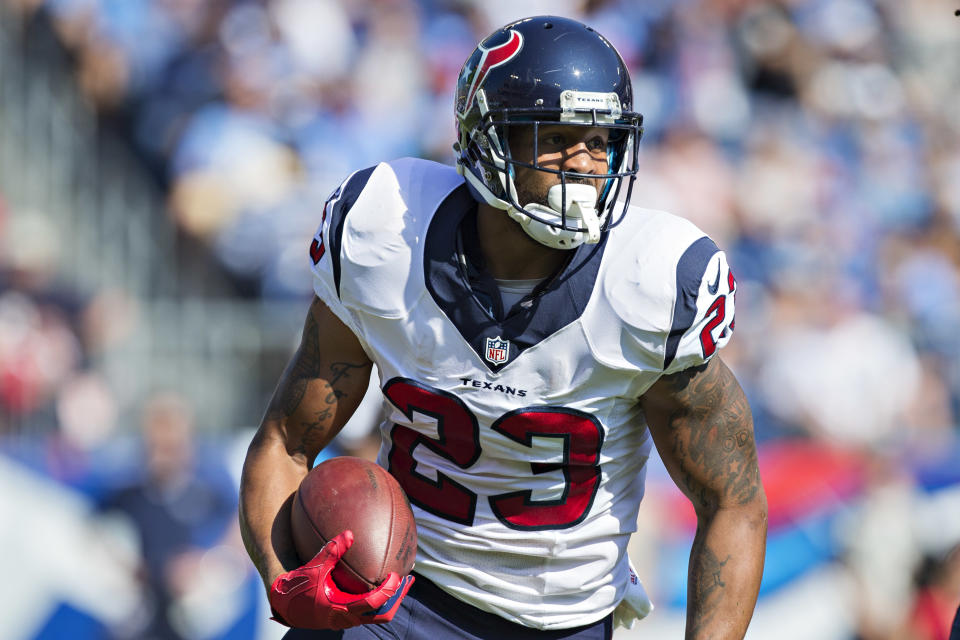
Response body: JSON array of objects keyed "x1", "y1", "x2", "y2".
[{"x1": 424, "y1": 184, "x2": 607, "y2": 372}]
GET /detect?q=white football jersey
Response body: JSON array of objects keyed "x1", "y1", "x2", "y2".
[{"x1": 309, "y1": 158, "x2": 736, "y2": 630}]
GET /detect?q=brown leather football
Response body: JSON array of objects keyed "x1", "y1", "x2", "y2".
[{"x1": 290, "y1": 456, "x2": 417, "y2": 593}]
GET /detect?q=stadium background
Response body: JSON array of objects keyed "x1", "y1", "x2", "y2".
[{"x1": 1, "y1": 0, "x2": 959, "y2": 638}]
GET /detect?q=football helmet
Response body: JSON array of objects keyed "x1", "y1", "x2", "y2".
[{"x1": 455, "y1": 16, "x2": 643, "y2": 249}]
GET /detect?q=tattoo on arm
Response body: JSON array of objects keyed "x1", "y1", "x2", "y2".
[
  {"x1": 323, "y1": 361, "x2": 366, "y2": 403},
  {"x1": 687, "y1": 538, "x2": 730, "y2": 635},
  {"x1": 269, "y1": 311, "x2": 323, "y2": 420},
  {"x1": 242, "y1": 300, "x2": 373, "y2": 586},
  {"x1": 647, "y1": 359, "x2": 766, "y2": 636},
  {"x1": 280, "y1": 367, "x2": 365, "y2": 459},
  {"x1": 291, "y1": 402, "x2": 334, "y2": 458},
  {"x1": 265, "y1": 307, "x2": 370, "y2": 459},
  {"x1": 329, "y1": 361, "x2": 366, "y2": 385},
  {"x1": 660, "y1": 360, "x2": 760, "y2": 511}
]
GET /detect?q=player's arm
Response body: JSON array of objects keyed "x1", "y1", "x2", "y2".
[
  {"x1": 238, "y1": 295, "x2": 372, "y2": 589},
  {"x1": 640, "y1": 356, "x2": 768, "y2": 640}
]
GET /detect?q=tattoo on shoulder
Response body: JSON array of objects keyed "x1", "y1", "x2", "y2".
[{"x1": 662, "y1": 360, "x2": 760, "y2": 509}]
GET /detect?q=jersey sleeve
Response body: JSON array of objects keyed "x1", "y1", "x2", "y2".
[
  {"x1": 309, "y1": 166, "x2": 377, "y2": 336},
  {"x1": 661, "y1": 236, "x2": 737, "y2": 375}
]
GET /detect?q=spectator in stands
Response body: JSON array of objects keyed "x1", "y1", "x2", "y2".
[{"x1": 98, "y1": 391, "x2": 236, "y2": 640}]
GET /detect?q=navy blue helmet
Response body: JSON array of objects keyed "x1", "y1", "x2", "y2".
[{"x1": 455, "y1": 16, "x2": 643, "y2": 249}]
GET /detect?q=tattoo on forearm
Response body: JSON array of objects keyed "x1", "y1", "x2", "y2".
[
  {"x1": 239, "y1": 505, "x2": 276, "y2": 584},
  {"x1": 688, "y1": 538, "x2": 730, "y2": 635},
  {"x1": 239, "y1": 511, "x2": 264, "y2": 565}
]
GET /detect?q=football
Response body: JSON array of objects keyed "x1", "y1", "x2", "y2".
[{"x1": 290, "y1": 456, "x2": 417, "y2": 593}]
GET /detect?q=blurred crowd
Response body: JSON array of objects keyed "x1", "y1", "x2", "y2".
[
  {"x1": 2, "y1": 0, "x2": 960, "y2": 638},
  {"x1": 92, "y1": 392, "x2": 244, "y2": 640},
  {"x1": 0, "y1": 197, "x2": 138, "y2": 447},
  {"x1": 4, "y1": 0, "x2": 958, "y2": 439}
]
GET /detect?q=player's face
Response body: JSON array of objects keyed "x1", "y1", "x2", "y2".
[{"x1": 507, "y1": 124, "x2": 611, "y2": 207}]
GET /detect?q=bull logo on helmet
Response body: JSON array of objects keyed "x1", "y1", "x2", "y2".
[{"x1": 462, "y1": 29, "x2": 524, "y2": 111}]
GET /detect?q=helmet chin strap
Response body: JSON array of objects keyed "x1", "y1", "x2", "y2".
[{"x1": 509, "y1": 183, "x2": 602, "y2": 249}]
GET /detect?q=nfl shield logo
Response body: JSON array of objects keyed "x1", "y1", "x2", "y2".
[{"x1": 485, "y1": 336, "x2": 510, "y2": 365}]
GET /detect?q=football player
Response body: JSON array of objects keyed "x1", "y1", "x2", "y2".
[{"x1": 239, "y1": 15, "x2": 767, "y2": 640}]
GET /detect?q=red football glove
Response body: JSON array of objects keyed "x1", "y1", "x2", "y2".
[{"x1": 268, "y1": 530, "x2": 415, "y2": 630}]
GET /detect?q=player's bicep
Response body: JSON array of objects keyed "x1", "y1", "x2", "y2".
[
  {"x1": 263, "y1": 297, "x2": 373, "y2": 465},
  {"x1": 640, "y1": 357, "x2": 761, "y2": 514}
]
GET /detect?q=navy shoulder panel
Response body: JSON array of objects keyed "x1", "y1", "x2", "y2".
[
  {"x1": 327, "y1": 165, "x2": 377, "y2": 297},
  {"x1": 663, "y1": 235, "x2": 718, "y2": 370}
]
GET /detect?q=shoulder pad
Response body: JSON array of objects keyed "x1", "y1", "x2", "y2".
[
  {"x1": 602, "y1": 207, "x2": 736, "y2": 372},
  {"x1": 311, "y1": 159, "x2": 463, "y2": 318}
]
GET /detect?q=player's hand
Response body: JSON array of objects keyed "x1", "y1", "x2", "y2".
[{"x1": 268, "y1": 530, "x2": 415, "y2": 629}]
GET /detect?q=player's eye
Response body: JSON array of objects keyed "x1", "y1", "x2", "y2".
[
  {"x1": 586, "y1": 136, "x2": 607, "y2": 151},
  {"x1": 541, "y1": 133, "x2": 566, "y2": 147}
]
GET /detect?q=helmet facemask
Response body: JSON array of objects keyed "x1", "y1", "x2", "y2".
[{"x1": 457, "y1": 88, "x2": 643, "y2": 250}]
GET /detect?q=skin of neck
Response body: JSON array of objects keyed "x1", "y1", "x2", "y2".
[
  {"x1": 475, "y1": 202, "x2": 571, "y2": 281},
  {"x1": 474, "y1": 123, "x2": 610, "y2": 281}
]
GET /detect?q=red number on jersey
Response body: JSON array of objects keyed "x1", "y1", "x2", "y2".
[
  {"x1": 385, "y1": 379, "x2": 480, "y2": 525},
  {"x1": 384, "y1": 378, "x2": 604, "y2": 530},
  {"x1": 699, "y1": 266, "x2": 737, "y2": 356},
  {"x1": 489, "y1": 408, "x2": 602, "y2": 530},
  {"x1": 699, "y1": 296, "x2": 726, "y2": 358}
]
